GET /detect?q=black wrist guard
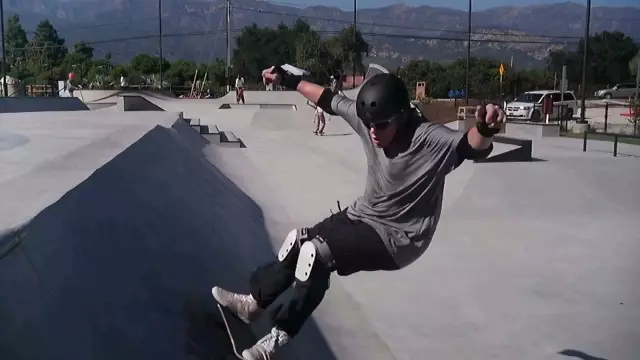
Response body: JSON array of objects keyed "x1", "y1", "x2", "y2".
[
  {"x1": 272, "y1": 65, "x2": 302, "y2": 90},
  {"x1": 476, "y1": 120, "x2": 501, "y2": 137}
]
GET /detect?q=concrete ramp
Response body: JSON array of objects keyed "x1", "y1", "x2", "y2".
[
  {"x1": 0, "y1": 97, "x2": 89, "y2": 113},
  {"x1": 117, "y1": 95, "x2": 165, "y2": 111},
  {"x1": 474, "y1": 135, "x2": 533, "y2": 163},
  {"x1": 0, "y1": 120, "x2": 280, "y2": 359}
]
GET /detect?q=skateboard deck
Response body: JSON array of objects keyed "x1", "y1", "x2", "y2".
[{"x1": 217, "y1": 303, "x2": 257, "y2": 359}]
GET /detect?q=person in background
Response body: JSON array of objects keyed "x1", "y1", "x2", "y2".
[
  {"x1": 307, "y1": 100, "x2": 327, "y2": 135},
  {"x1": 66, "y1": 72, "x2": 81, "y2": 97},
  {"x1": 235, "y1": 74, "x2": 246, "y2": 104}
]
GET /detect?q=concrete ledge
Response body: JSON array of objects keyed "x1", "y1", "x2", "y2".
[
  {"x1": 475, "y1": 135, "x2": 533, "y2": 163},
  {"x1": 444, "y1": 119, "x2": 506, "y2": 134},
  {"x1": 218, "y1": 103, "x2": 297, "y2": 110},
  {"x1": 116, "y1": 95, "x2": 165, "y2": 112},
  {"x1": 218, "y1": 131, "x2": 244, "y2": 148},
  {"x1": 184, "y1": 118, "x2": 200, "y2": 126},
  {"x1": 505, "y1": 121, "x2": 559, "y2": 138},
  {"x1": 201, "y1": 125, "x2": 221, "y2": 143}
]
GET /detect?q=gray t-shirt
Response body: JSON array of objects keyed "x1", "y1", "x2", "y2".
[{"x1": 331, "y1": 95, "x2": 465, "y2": 268}]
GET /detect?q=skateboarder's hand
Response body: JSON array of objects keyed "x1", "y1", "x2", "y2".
[
  {"x1": 262, "y1": 66, "x2": 281, "y2": 85},
  {"x1": 476, "y1": 104, "x2": 505, "y2": 129}
]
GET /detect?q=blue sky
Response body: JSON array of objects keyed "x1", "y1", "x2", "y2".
[{"x1": 285, "y1": 0, "x2": 639, "y2": 11}]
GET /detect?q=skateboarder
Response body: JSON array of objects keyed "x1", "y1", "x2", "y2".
[
  {"x1": 307, "y1": 100, "x2": 327, "y2": 135},
  {"x1": 235, "y1": 74, "x2": 246, "y2": 104},
  {"x1": 66, "y1": 72, "x2": 81, "y2": 97},
  {"x1": 213, "y1": 65, "x2": 504, "y2": 360}
]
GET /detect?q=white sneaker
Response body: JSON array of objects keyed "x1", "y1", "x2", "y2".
[
  {"x1": 241, "y1": 327, "x2": 290, "y2": 360},
  {"x1": 212, "y1": 286, "x2": 264, "y2": 323}
]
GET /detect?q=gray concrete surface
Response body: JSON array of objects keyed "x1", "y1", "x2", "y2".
[{"x1": 1, "y1": 65, "x2": 639, "y2": 360}]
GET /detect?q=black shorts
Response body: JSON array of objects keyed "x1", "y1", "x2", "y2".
[{"x1": 306, "y1": 209, "x2": 399, "y2": 276}]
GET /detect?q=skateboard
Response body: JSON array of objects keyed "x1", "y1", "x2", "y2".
[{"x1": 217, "y1": 303, "x2": 255, "y2": 359}]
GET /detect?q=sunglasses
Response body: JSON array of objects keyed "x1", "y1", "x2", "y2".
[
  {"x1": 364, "y1": 110, "x2": 406, "y2": 130},
  {"x1": 364, "y1": 119, "x2": 394, "y2": 130}
]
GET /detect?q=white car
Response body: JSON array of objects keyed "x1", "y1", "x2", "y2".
[{"x1": 506, "y1": 90, "x2": 578, "y2": 122}]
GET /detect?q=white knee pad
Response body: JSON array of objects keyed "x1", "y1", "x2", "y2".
[
  {"x1": 295, "y1": 242, "x2": 317, "y2": 282},
  {"x1": 277, "y1": 228, "x2": 309, "y2": 262},
  {"x1": 294, "y1": 237, "x2": 335, "y2": 282}
]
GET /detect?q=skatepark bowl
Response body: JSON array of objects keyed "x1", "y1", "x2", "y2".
[{"x1": 1, "y1": 67, "x2": 640, "y2": 360}]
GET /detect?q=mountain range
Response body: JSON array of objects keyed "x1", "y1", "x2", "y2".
[{"x1": 4, "y1": 0, "x2": 640, "y2": 69}]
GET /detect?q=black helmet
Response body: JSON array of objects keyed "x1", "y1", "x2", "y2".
[{"x1": 356, "y1": 73, "x2": 410, "y2": 124}]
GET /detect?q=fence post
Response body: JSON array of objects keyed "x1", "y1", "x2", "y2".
[
  {"x1": 583, "y1": 131, "x2": 588, "y2": 152},
  {"x1": 604, "y1": 103, "x2": 608, "y2": 133},
  {"x1": 613, "y1": 135, "x2": 618, "y2": 157}
]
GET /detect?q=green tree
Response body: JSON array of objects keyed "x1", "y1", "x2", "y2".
[
  {"x1": 85, "y1": 58, "x2": 115, "y2": 88},
  {"x1": 325, "y1": 25, "x2": 370, "y2": 77},
  {"x1": 164, "y1": 59, "x2": 198, "y2": 86},
  {"x1": 294, "y1": 28, "x2": 332, "y2": 81},
  {"x1": 200, "y1": 60, "x2": 227, "y2": 88},
  {"x1": 4, "y1": 15, "x2": 29, "y2": 73},
  {"x1": 62, "y1": 42, "x2": 95, "y2": 79},
  {"x1": 129, "y1": 54, "x2": 170, "y2": 75},
  {"x1": 232, "y1": 20, "x2": 351, "y2": 82},
  {"x1": 233, "y1": 24, "x2": 283, "y2": 80},
  {"x1": 549, "y1": 31, "x2": 639, "y2": 88},
  {"x1": 399, "y1": 60, "x2": 448, "y2": 98},
  {"x1": 73, "y1": 42, "x2": 94, "y2": 60},
  {"x1": 584, "y1": 31, "x2": 638, "y2": 85},
  {"x1": 28, "y1": 19, "x2": 67, "y2": 70}
]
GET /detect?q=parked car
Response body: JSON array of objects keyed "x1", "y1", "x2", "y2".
[
  {"x1": 595, "y1": 83, "x2": 638, "y2": 99},
  {"x1": 505, "y1": 90, "x2": 578, "y2": 122}
]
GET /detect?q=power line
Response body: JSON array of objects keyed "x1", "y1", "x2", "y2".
[
  {"x1": 233, "y1": 3, "x2": 585, "y2": 40},
  {"x1": 24, "y1": 15, "x2": 170, "y2": 34},
  {"x1": 6, "y1": 25, "x2": 579, "y2": 53}
]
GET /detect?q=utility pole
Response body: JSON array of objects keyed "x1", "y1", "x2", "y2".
[
  {"x1": 465, "y1": 0, "x2": 471, "y2": 105},
  {"x1": 635, "y1": 58, "x2": 639, "y2": 100},
  {"x1": 579, "y1": 0, "x2": 591, "y2": 124},
  {"x1": 158, "y1": 0, "x2": 164, "y2": 89},
  {"x1": 352, "y1": 0, "x2": 356, "y2": 89},
  {"x1": 1, "y1": 0, "x2": 8, "y2": 97},
  {"x1": 226, "y1": 0, "x2": 231, "y2": 92},
  {"x1": 510, "y1": 52, "x2": 515, "y2": 97}
]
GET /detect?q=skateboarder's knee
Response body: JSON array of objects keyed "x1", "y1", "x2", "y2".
[
  {"x1": 294, "y1": 235, "x2": 335, "y2": 283},
  {"x1": 277, "y1": 228, "x2": 336, "y2": 281}
]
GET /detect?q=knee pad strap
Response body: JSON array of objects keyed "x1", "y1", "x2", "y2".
[{"x1": 294, "y1": 236, "x2": 335, "y2": 282}]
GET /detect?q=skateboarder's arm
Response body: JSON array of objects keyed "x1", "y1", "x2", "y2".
[
  {"x1": 466, "y1": 126, "x2": 494, "y2": 150},
  {"x1": 296, "y1": 81, "x2": 325, "y2": 105}
]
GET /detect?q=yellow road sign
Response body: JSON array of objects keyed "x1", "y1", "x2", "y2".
[{"x1": 499, "y1": 63, "x2": 505, "y2": 76}]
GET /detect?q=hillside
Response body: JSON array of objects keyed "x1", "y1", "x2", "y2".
[{"x1": 4, "y1": 0, "x2": 640, "y2": 68}]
